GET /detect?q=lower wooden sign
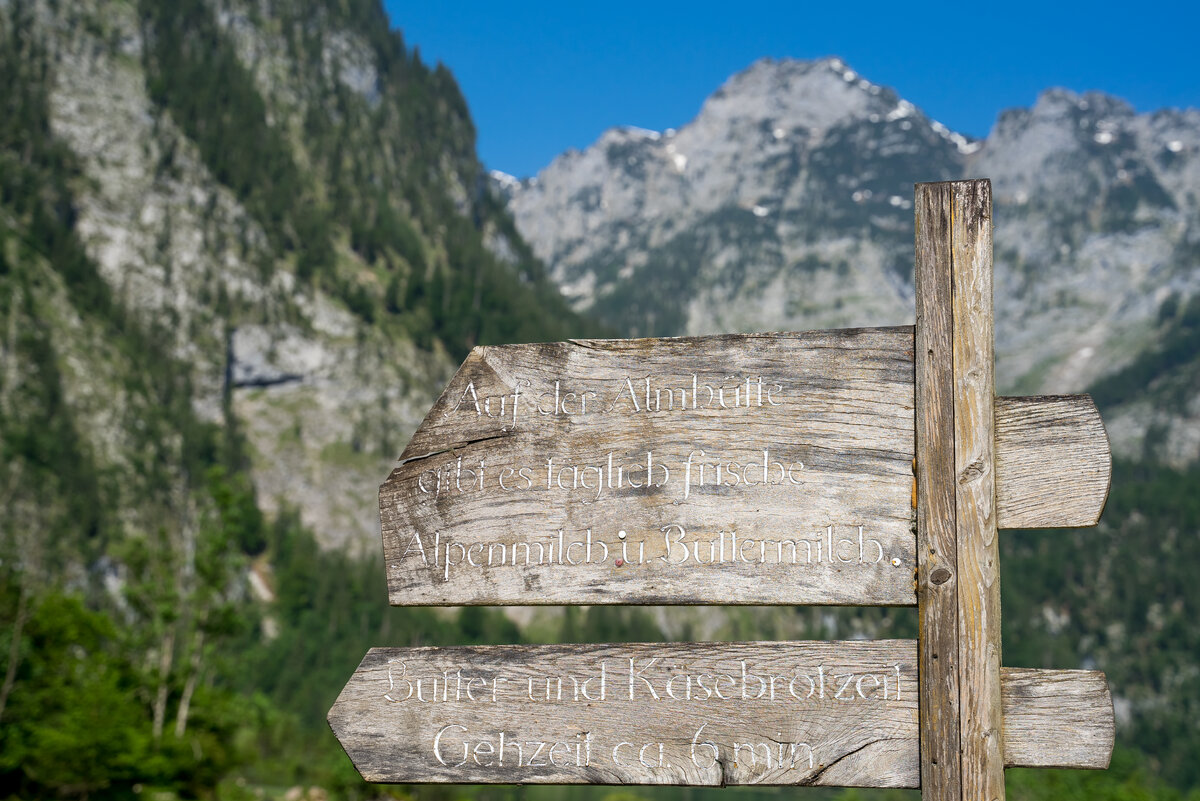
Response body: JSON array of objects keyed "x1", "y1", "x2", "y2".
[{"x1": 328, "y1": 641, "x2": 1112, "y2": 787}]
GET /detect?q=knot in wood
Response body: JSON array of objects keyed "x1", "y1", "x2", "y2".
[
  {"x1": 958, "y1": 457, "x2": 988, "y2": 484},
  {"x1": 930, "y1": 567, "x2": 952, "y2": 586}
]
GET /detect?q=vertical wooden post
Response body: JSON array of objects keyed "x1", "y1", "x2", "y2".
[
  {"x1": 915, "y1": 179, "x2": 1004, "y2": 801},
  {"x1": 915, "y1": 182, "x2": 961, "y2": 799}
]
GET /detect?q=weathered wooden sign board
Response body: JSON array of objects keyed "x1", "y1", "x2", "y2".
[
  {"x1": 383, "y1": 327, "x2": 918, "y2": 606},
  {"x1": 380, "y1": 334, "x2": 1107, "y2": 607},
  {"x1": 333, "y1": 180, "x2": 1116, "y2": 801}
]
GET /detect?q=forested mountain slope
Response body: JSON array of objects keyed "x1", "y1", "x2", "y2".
[
  {"x1": 3, "y1": 0, "x2": 600, "y2": 551},
  {"x1": 1, "y1": 0, "x2": 597, "y2": 796}
]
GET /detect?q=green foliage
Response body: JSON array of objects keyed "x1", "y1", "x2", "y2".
[
  {"x1": 0, "y1": 592, "x2": 145, "y2": 797},
  {"x1": 0, "y1": 590, "x2": 250, "y2": 799},
  {"x1": 558, "y1": 606, "x2": 666, "y2": 644},
  {"x1": 1006, "y1": 748, "x2": 1200, "y2": 801},
  {"x1": 208, "y1": 466, "x2": 267, "y2": 556},
  {"x1": 1002, "y1": 459, "x2": 1200, "y2": 787},
  {"x1": 1, "y1": 20, "x2": 270, "y2": 795},
  {"x1": 1089, "y1": 293, "x2": 1200, "y2": 413},
  {"x1": 0, "y1": 278, "x2": 107, "y2": 561}
]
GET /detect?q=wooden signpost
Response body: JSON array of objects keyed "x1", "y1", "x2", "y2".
[{"x1": 330, "y1": 180, "x2": 1116, "y2": 799}]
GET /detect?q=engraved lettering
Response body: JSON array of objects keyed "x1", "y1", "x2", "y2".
[
  {"x1": 433, "y1": 724, "x2": 468, "y2": 767},
  {"x1": 629, "y1": 658, "x2": 660, "y2": 700},
  {"x1": 690, "y1": 724, "x2": 718, "y2": 770}
]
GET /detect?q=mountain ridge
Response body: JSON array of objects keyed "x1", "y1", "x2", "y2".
[{"x1": 502, "y1": 56, "x2": 1200, "y2": 463}]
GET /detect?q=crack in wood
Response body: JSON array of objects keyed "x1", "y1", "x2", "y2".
[
  {"x1": 801, "y1": 738, "x2": 897, "y2": 785},
  {"x1": 394, "y1": 433, "x2": 511, "y2": 467}
]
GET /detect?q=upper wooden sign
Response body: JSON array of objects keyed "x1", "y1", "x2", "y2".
[
  {"x1": 380, "y1": 328, "x2": 1110, "y2": 607},
  {"x1": 383, "y1": 327, "x2": 917, "y2": 606}
]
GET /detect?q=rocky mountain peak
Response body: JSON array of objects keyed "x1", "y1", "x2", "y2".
[
  {"x1": 503, "y1": 59, "x2": 1200, "y2": 464},
  {"x1": 983, "y1": 87, "x2": 1140, "y2": 172},
  {"x1": 696, "y1": 56, "x2": 896, "y2": 134},
  {"x1": 1033, "y1": 86, "x2": 1135, "y2": 119},
  {"x1": 505, "y1": 57, "x2": 968, "y2": 337}
]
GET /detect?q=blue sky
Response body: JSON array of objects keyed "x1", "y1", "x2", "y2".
[{"x1": 383, "y1": 2, "x2": 1199, "y2": 179}]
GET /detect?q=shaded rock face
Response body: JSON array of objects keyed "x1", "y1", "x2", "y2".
[{"x1": 504, "y1": 58, "x2": 1200, "y2": 461}]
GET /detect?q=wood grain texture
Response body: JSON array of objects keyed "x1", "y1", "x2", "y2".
[
  {"x1": 327, "y1": 643, "x2": 1113, "y2": 787},
  {"x1": 949, "y1": 179, "x2": 1004, "y2": 801},
  {"x1": 995, "y1": 395, "x2": 1111, "y2": 528},
  {"x1": 914, "y1": 181, "x2": 962, "y2": 800},
  {"x1": 378, "y1": 324, "x2": 1107, "y2": 609},
  {"x1": 380, "y1": 328, "x2": 917, "y2": 606},
  {"x1": 1000, "y1": 668, "x2": 1113, "y2": 770},
  {"x1": 379, "y1": 323, "x2": 1099, "y2": 606}
]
